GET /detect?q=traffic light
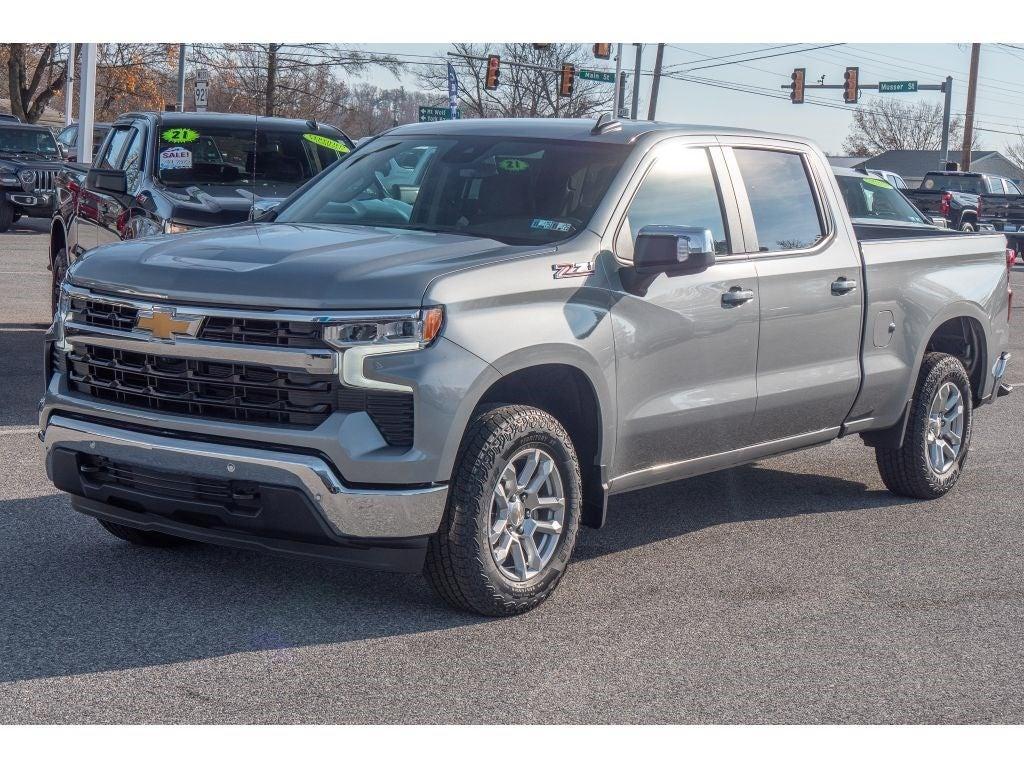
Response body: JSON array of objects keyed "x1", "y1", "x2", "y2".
[
  {"x1": 790, "y1": 68, "x2": 805, "y2": 104},
  {"x1": 559, "y1": 63, "x2": 575, "y2": 98},
  {"x1": 593, "y1": 43, "x2": 612, "y2": 60},
  {"x1": 844, "y1": 66, "x2": 859, "y2": 104},
  {"x1": 485, "y1": 55, "x2": 501, "y2": 91}
]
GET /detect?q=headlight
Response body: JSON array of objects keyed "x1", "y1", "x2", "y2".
[
  {"x1": 163, "y1": 221, "x2": 193, "y2": 234},
  {"x1": 53, "y1": 284, "x2": 70, "y2": 345},
  {"x1": 19, "y1": 169, "x2": 36, "y2": 187},
  {"x1": 322, "y1": 307, "x2": 444, "y2": 393}
]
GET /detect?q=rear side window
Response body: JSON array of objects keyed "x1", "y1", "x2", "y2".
[
  {"x1": 734, "y1": 148, "x2": 824, "y2": 252},
  {"x1": 96, "y1": 126, "x2": 132, "y2": 170}
]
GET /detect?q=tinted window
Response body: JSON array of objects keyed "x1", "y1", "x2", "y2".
[
  {"x1": 734, "y1": 149, "x2": 824, "y2": 252},
  {"x1": 277, "y1": 137, "x2": 629, "y2": 246},
  {"x1": 155, "y1": 124, "x2": 349, "y2": 193},
  {"x1": 56, "y1": 125, "x2": 76, "y2": 146},
  {"x1": 1007, "y1": 180, "x2": 1022, "y2": 195},
  {"x1": 120, "y1": 128, "x2": 145, "y2": 193},
  {"x1": 617, "y1": 145, "x2": 728, "y2": 256},
  {"x1": 921, "y1": 174, "x2": 985, "y2": 194},
  {"x1": 96, "y1": 126, "x2": 131, "y2": 170},
  {"x1": 0, "y1": 127, "x2": 61, "y2": 158}
]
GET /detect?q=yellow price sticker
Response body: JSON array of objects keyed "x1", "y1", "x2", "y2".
[{"x1": 302, "y1": 133, "x2": 349, "y2": 153}]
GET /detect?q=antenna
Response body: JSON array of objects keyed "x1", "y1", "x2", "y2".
[{"x1": 591, "y1": 112, "x2": 621, "y2": 135}]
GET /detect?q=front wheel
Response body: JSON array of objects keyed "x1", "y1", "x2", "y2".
[
  {"x1": 51, "y1": 247, "x2": 68, "y2": 317},
  {"x1": 875, "y1": 352, "x2": 973, "y2": 499},
  {"x1": 424, "y1": 405, "x2": 582, "y2": 616}
]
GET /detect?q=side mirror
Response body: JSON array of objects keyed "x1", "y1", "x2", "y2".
[
  {"x1": 633, "y1": 225, "x2": 716, "y2": 275},
  {"x1": 86, "y1": 168, "x2": 127, "y2": 195},
  {"x1": 250, "y1": 199, "x2": 280, "y2": 221}
]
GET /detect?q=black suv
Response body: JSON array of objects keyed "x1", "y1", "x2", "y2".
[
  {"x1": 50, "y1": 111, "x2": 353, "y2": 304},
  {"x1": 0, "y1": 121, "x2": 63, "y2": 230}
]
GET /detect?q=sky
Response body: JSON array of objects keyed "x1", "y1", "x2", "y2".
[{"x1": 355, "y1": 43, "x2": 1024, "y2": 156}]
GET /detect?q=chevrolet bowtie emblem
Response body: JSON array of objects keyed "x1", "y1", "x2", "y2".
[{"x1": 134, "y1": 308, "x2": 202, "y2": 341}]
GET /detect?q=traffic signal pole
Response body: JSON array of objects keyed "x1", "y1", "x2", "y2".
[
  {"x1": 613, "y1": 44, "x2": 624, "y2": 118},
  {"x1": 630, "y1": 44, "x2": 642, "y2": 120}
]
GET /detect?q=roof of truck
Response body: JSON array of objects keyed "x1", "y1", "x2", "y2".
[
  {"x1": 387, "y1": 117, "x2": 807, "y2": 145},
  {"x1": 115, "y1": 111, "x2": 347, "y2": 136}
]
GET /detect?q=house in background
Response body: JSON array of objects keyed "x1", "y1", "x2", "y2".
[{"x1": 852, "y1": 150, "x2": 1024, "y2": 187}]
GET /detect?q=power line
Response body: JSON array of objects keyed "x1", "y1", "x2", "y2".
[{"x1": 662, "y1": 43, "x2": 843, "y2": 75}]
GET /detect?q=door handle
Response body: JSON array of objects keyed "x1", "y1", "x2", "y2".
[
  {"x1": 721, "y1": 287, "x2": 755, "y2": 306},
  {"x1": 831, "y1": 277, "x2": 858, "y2": 295}
]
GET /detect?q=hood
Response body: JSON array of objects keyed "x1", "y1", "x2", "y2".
[
  {"x1": 67, "y1": 222, "x2": 538, "y2": 309},
  {"x1": 159, "y1": 184, "x2": 295, "y2": 228}
]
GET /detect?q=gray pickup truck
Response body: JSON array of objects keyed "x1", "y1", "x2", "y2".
[{"x1": 41, "y1": 117, "x2": 1013, "y2": 616}]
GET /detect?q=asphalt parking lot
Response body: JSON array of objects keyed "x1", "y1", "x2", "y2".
[{"x1": 0, "y1": 218, "x2": 1021, "y2": 724}]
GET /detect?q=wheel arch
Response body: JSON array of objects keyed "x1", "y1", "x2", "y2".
[
  {"x1": 471, "y1": 360, "x2": 611, "y2": 529},
  {"x1": 49, "y1": 218, "x2": 67, "y2": 267}
]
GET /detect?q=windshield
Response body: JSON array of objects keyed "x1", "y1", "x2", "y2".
[
  {"x1": 0, "y1": 127, "x2": 60, "y2": 158},
  {"x1": 275, "y1": 136, "x2": 631, "y2": 245},
  {"x1": 837, "y1": 174, "x2": 930, "y2": 225},
  {"x1": 156, "y1": 124, "x2": 348, "y2": 189},
  {"x1": 921, "y1": 174, "x2": 985, "y2": 194}
]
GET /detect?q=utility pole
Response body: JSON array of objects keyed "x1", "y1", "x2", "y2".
[
  {"x1": 175, "y1": 44, "x2": 186, "y2": 112},
  {"x1": 647, "y1": 43, "x2": 665, "y2": 120},
  {"x1": 961, "y1": 43, "x2": 980, "y2": 171},
  {"x1": 63, "y1": 44, "x2": 75, "y2": 126},
  {"x1": 630, "y1": 43, "x2": 643, "y2": 120},
  {"x1": 612, "y1": 44, "x2": 624, "y2": 118},
  {"x1": 940, "y1": 75, "x2": 953, "y2": 164},
  {"x1": 76, "y1": 44, "x2": 97, "y2": 164}
]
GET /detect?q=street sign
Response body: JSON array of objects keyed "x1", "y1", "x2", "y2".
[
  {"x1": 579, "y1": 69, "x2": 616, "y2": 84},
  {"x1": 194, "y1": 70, "x2": 209, "y2": 112},
  {"x1": 419, "y1": 106, "x2": 457, "y2": 122},
  {"x1": 879, "y1": 80, "x2": 918, "y2": 93}
]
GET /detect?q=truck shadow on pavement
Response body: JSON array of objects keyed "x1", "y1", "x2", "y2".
[
  {"x1": 0, "y1": 328, "x2": 45, "y2": 428},
  {"x1": 0, "y1": 463, "x2": 911, "y2": 684}
]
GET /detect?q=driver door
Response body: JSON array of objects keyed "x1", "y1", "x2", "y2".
[{"x1": 606, "y1": 140, "x2": 760, "y2": 488}]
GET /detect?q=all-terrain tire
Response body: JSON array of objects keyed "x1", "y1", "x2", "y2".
[
  {"x1": 424, "y1": 405, "x2": 582, "y2": 616},
  {"x1": 98, "y1": 519, "x2": 185, "y2": 547},
  {"x1": 875, "y1": 352, "x2": 973, "y2": 499}
]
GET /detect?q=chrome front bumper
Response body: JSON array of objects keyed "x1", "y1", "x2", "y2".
[{"x1": 41, "y1": 415, "x2": 448, "y2": 539}]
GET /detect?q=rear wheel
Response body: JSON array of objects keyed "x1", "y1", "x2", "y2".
[
  {"x1": 98, "y1": 519, "x2": 185, "y2": 547},
  {"x1": 875, "y1": 353, "x2": 973, "y2": 499},
  {"x1": 424, "y1": 405, "x2": 582, "y2": 616},
  {"x1": 0, "y1": 202, "x2": 13, "y2": 232}
]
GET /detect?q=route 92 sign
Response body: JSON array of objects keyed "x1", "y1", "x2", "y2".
[{"x1": 194, "y1": 75, "x2": 209, "y2": 111}]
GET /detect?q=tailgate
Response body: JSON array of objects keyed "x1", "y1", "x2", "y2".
[
  {"x1": 979, "y1": 193, "x2": 1024, "y2": 228},
  {"x1": 903, "y1": 189, "x2": 945, "y2": 215}
]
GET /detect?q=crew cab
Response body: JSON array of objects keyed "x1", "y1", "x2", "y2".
[
  {"x1": 49, "y1": 111, "x2": 353, "y2": 311},
  {"x1": 0, "y1": 121, "x2": 63, "y2": 231},
  {"x1": 42, "y1": 118, "x2": 1012, "y2": 616},
  {"x1": 904, "y1": 170, "x2": 1021, "y2": 231}
]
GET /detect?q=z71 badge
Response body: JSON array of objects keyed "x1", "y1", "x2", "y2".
[{"x1": 551, "y1": 261, "x2": 595, "y2": 279}]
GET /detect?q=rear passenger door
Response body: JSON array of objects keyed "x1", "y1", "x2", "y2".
[{"x1": 723, "y1": 141, "x2": 863, "y2": 442}]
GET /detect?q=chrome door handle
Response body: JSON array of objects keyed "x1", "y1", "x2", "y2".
[
  {"x1": 721, "y1": 287, "x2": 754, "y2": 306},
  {"x1": 831, "y1": 277, "x2": 858, "y2": 295}
]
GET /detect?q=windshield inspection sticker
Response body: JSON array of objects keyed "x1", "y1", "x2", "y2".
[
  {"x1": 160, "y1": 128, "x2": 200, "y2": 143},
  {"x1": 864, "y1": 177, "x2": 894, "y2": 190},
  {"x1": 531, "y1": 218, "x2": 572, "y2": 232},
  {"x1": 302, "y1": 133, "x2": 349, "y2": 153},
  {"x1": 498, "y1": 158, "x2": 530, "y2": 172},
  {"x1": 159, "y1": 146, "x2": 193, "y2": 170}
]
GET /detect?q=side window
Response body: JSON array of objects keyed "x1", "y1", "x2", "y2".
[
  {"x1": 96, "y1": 126, "x2": 132, "y2": 171},
  {"x1": 616, "y1": 146, "x2": 729, "y2": 259},
  {"x1": 1007, "y1": 180, "x2": 1022, "y2": 195},
  {"x1": 733, "y1": 148, "x2": 824, "y2": 252},
  {"x1": 56, "y1": 125, "x2": 76, "y2": 147},
  {"x1": 119, "y1": 128, "x2": 145, "y2": 193}
]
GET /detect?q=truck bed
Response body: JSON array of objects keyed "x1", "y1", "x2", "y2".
[{"x1": 851, "y1": 222, "x2": 970, "y2": 242}]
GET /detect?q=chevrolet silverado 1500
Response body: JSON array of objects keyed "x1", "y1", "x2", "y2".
[{"x1": 41, "y1": 117, "x2": 1013, "y2": 615}]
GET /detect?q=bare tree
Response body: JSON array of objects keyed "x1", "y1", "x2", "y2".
[
  {"x1": 193, "y1": 44, "x2": 400, "y2": 118},
  {"x1": 1004, "y1": 135, "x2": 1024, "y2": 170},
  {"x1": 417, "y1": 43, "x2": 612, "y2": 119},
  {"x1": 2, "y1": 43, "x2": 72, "y2": 122},
  {"x1": 843, "y1": 98, "x2": 972, "y2": 156}
]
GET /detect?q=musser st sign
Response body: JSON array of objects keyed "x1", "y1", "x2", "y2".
[{"x1": 879, "y1": 80, "x2": 918, "y2": 93}]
